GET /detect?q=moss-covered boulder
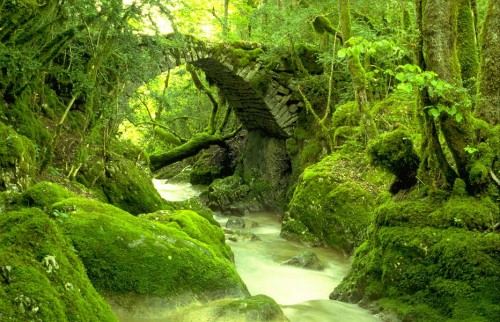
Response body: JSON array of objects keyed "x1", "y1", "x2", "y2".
[
  {"x1": 331, "y1": 195, "x2": 500, "y2": 321},
  {"x1": 22, "y1": 181, "x2": 76, "y2": 209},
  {"x1": 282, "y1": 153, "x2": 382, "y2": 254},
  {"x1": 207, "y1": 175, "x2": 252, "y2": 214},
  {"x1": 162, "y1": 195, "x2": 220, "y2": 226},
  {"x1": 140, "y1": 209, "x2": 233, "y2": 261},
  {"x1": 90, "y1": 154, "x2": 164, "y2": 215},
  {"x1": 0, "y1": 208, "x2": 117, "y2": 321},
  {"x1": 50, "y1": 197, "x2": 248, "y2": 304},
  {"x1": 367, "y1": 129, "x2": 420, "y2": 194},
  {"x1": 0, "y1": 121, "x2": 36, "y2": 191}
]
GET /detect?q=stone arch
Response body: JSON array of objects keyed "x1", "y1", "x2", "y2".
[{"x1": 159, "y1": 33, "x2": 302, "y2": 138}]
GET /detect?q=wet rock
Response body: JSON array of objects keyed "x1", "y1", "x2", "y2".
[
  {"x1": 113, "y1": 294, "x2": 289, "y2": 322},
  {"x1": 226, "y1": 216, "x2": 246, "y2": 229},
  {"x1": 282, "y1": 251, "x2": 325, "y2": 271},
  {"x1": 228, "y1": 229, "x2": 261, "y2": 242}
]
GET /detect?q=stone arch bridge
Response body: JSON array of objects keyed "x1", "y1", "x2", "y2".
[{"x1": 148, "y1": 33, "x2": 304, "y2": 138}]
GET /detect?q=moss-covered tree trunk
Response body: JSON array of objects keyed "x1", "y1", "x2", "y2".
[
  {"x1": 457, "y1": 0, "x2": 479, "y2": 93},
  {"x1": 474, "y1": 0, "x2": 500, "y2": 125},
  {"x1": 422, "y1": 0, "x2": 479, "y2": 188},
  {"x1": 339, "y1": 0, "x2": 377, "y2": 145}
]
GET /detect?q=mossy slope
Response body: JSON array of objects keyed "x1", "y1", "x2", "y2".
[
  {"x1": 331, "y1": 195, "x2": 500, "y2": 321},
  {"x1": 0, "y1": 208, "x2": 117, "y2": 321},
  {"x1": 51, "y1": 197, "x2": 248, "y2": 301}
]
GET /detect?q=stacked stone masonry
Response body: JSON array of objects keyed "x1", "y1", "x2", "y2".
[{"x1": 161, "y1": 33, "x2": 302, "y2": 138}]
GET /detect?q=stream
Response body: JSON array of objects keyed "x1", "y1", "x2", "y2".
[{"x1": 152, "y1": 179, "x2": 379, "y2": 322}]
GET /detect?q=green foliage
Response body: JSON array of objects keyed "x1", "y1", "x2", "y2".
[
  {"x1": 389, "y1": 64, "x2": 468, "y2": 122},
  {"x1": 0, "y1": 208, "x2": 117, "y2": 321}
]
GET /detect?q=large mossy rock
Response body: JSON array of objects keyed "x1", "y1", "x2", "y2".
[
  {"x1": 50, "y1": 197, "x2": 248, "y2": 304},
  {"x1": 140, "y1": 209, "x2": 233, "y2": 261},
  {"x1": 331, "y1": 194, "x2": 500, "y2": 321},
  {"x1": 282, "y1": 153, "x2": 384, "y2": 253},
  {"x1": 80, "y1": 153, "x2": 165, "y2": 215},
  {"x1": 0, "y1": 121, "x2": 36, "y2": 191},
  {"x1": 22, "y1": 181, "x2": 76, "y2": 209},
  {"x1": 0, "y1": 208, "x2": 117, "y2": 321}
]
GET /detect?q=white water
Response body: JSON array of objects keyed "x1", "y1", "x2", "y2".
[{"x1": 154, "y1": 180, "x2": 379, "y2": 322}]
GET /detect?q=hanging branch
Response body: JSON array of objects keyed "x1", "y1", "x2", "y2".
[
  {"x1": 298, "y1": 85, "x2": 333, "y2": 152},
  {"x1": 321, "y1": 30, "x2": 339, "y2": 125},
  {"x1": 186, "y1": 63, "x2": 219, "y2": 134}
]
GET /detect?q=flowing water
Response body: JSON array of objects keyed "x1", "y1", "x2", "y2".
[{"x1": 150, "y1": 179, "x2": 379, "y2": 322}]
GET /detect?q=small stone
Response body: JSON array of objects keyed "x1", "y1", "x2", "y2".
[{"x1": 282, "y1": 251, "x2": 325, "y2": 271}]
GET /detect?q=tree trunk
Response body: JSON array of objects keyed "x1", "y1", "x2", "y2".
[
  {"x1": 150, "y1": 132, "x2": 232, "y2": 171},
  {"x1": 415, "y1": 0, "x2": 458, "y2": 187},
  {"x1": 422, "y1": 0, "x2": 476, "y2": 187},
  {"x1": 474, "y1": 0, "x2": 500, "y2": 125},
  {"x1": 457, "y1": 0, "x2": 479, "y2": 93},
  {"x1": 223, "y1": 0, "x2": 230, "y2": 37},
  {"x1": 339, "y1": 0, "x2": 377, "y2": 145}
]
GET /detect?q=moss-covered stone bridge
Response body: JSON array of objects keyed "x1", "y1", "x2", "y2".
[{"x1": 151, "y1": 33, "x2": 304, "y2": 138}]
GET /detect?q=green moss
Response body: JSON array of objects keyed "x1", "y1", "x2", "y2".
[
  {"x1": 250, "y1": 72, "x2": 273, "y2": 96},
  {"x1": 51, "y1": 197, "x2": 247, "y2": 299},
  {"x1": 475, "y1": 0, "x2": 500, "y2": 124},
  {"x1": 140, "y1": 209, "x2": 232, "y2": 261},
  {"x1": 284, "y1": 154, "x2": 378, "y2": 253},
  {"x1": 367, "y1": 129, "x2": 420, "y2": 193},
  {"x1": 371, "y1": 94, "x2": 418, "y2": 132},
  {"x1": 22, "y1": 181, "x2": 75, "y2": 209},
  {"x1": 332, "y1": 196, "x2": 500, "y2": 321},
  {"x1": 331, "y1": 101, "x2": 360, "y2": 128},
  {"x1": 0, "y1": 121, "x2": 37, "y2": 191},
  {"x1": 296, "y1": 45, "x2": 323, "y2": 74},
  {"x1": 430, "y1": 196, "x2": 499, "y2": 230},
  {"x1": 217, "y1": 295, "x2": 287, "y2": 321},
  {"x1": 312, "y1": 16, "x2": 335, "y2": 34},
  {"x1": 94, "y1": 154, "x2": 164, "y2": 215},
  {"x1": 0, "y1": 208, "x2": 117, "y2": 321},
  {"x1": 457, "y1": 0, "x2": 479, "y2": 92},
  {"x1": 207, "y1": 175, "x2": 251, "y2": 213},
  {"x1": 162, "y1": 197, "x2": 219, "y2": 226}
]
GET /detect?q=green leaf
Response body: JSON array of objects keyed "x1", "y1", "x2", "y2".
[
  {"x1": 429, "y1": 108, "x2": 440, "y2": 118},
  {"x1": 456, "y1": 113, "x2": 463, "y2": 123},
  {"x1": 395, "y1": 72, "x2": 406, "y2": 81},
  {"x1": 397, "y1": 82, "x2": 413, "y2": 93},
  {"x1": 337, "y1": 49, "x2": 347, "y2": 58}
]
